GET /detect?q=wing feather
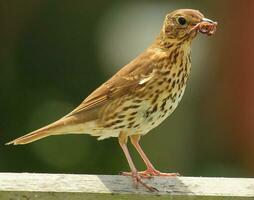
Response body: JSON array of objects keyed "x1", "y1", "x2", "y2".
[{"x1": 66, "y1": 50, "x2": 157, "y2": 117}]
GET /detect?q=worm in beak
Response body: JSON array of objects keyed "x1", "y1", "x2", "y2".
[{"x1": 189, "y1": 18, "x2": 217, "y2": 36}]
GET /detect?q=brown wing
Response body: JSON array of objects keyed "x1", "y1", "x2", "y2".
[{"x1": 65, "y1": 50, "x2": 156, "y2": 118}]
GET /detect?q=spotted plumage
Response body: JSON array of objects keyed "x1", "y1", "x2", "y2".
[{"x1": 7, "y1": 9, "x2": 217, "y2": 191}]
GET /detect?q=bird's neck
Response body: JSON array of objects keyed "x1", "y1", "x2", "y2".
[
  {"x1": 152, "y1": 32, "x2": 192, "y2": 51},
  {"x1": 149, "y1": 33, "x2": 192, "y2": 77}
]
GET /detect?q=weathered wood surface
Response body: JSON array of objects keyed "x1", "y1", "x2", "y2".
[{"x1": 0, "y1": 173, "x2": 254, "y2": 199}]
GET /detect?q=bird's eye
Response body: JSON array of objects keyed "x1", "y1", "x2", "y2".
[{"x1": 177, "y1": 17, "x2": 187, "y2": 25}]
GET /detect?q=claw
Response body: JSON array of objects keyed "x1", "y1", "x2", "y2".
[
  {"x1": 121, "y1": 169, "x2": 179, "y2": 178},
  {"x1": 141, "y1": 168, "x2": 180, "y2": 177},
  {"x1": 121, "y1": 171, "x2": 158, "y2": 192},
  {"x1": 120, "y1": 171, "x2": 152, "y2": 179}
]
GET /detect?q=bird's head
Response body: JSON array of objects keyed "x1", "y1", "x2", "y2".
[{"x1": 162, "y1": 9, "x2": 217, "y2": 43}]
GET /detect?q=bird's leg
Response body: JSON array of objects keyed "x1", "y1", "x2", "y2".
[
  {"x1": 118, "y1": 133, "x2": 157, "y2": 192},
  {"x1": 130, "y1": 135, "x2": 179, "y2": 177}
]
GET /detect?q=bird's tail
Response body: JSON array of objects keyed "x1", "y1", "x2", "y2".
[
  {"x1": 6, "y1": 130, "x2": 50, "y2": 145},
  {"x1": 6, "y1": 118, "x2": 69, "y2": 145},
  {"x1": 6, "y1": 108, "x2": 97, "y2": 145}
]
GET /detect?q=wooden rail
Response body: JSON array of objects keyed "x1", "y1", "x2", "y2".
[{"x1": 0, "y1": 173, "x2": 254, "y2": 199}]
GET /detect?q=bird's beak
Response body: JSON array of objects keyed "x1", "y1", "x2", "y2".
[
  {"x1": 202, "y1": 18, "x2": 215, "y2": 24},
  {"x1": 189, "y1": 17, "x2": 217, "y2": 36}
]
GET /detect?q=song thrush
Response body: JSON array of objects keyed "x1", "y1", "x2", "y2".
[{"x1": 7, "y1": 9, "x2": 217, "y2": 191}]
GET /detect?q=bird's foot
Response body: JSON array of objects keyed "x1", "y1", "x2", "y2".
[
  {"x1": 139, "y1": 168, "x2": 180, "y2": 177},
  {"x1": 120, "y1": 171, "x2": 158, "y2": 192},
  {"x1": 120, "y1": 171, "x2": 151, "y2": 178},
  {"x1": 120, "y1": 168, "x2": 179, "y2": 178}
]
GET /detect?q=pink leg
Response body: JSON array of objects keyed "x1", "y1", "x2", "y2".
[
  {"x1": 130, "y1": 135, "x2": 179, "y2": 177},
  {"x1": 118, "y1": 133, "x2": 157, "y2": 192}
]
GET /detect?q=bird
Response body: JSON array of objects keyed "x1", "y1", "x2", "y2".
[{"x1": 6, "y1": 9, "x2": 217, "y2": 191}]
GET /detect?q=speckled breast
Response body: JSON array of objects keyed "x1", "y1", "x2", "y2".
[{"x1": 95, "y1": 47, "x2": 191, "y2": 139}]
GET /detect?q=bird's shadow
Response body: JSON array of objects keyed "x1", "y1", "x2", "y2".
[{"x1": 97, "y1": 175, "x2": 194, "y2": 197}]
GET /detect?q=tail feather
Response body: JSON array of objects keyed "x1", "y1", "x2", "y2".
[
  {"x1": 6, "y1": 118, "x2": 70, "y2": 145},
  {"x1": 6, "y1": 109, "x2": 98, "y2": 145},
  {"x1": 6, "y1": 130, "x2": 50, "y2": 145}
]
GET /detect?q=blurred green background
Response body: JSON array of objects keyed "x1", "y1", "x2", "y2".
[{"x1": 1, "y1": 0, "x2": 254, "y2": 177}]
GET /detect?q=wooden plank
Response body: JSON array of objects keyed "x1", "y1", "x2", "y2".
[{"x1": 0, "y1": 173, "x2": 254, "y2": 199}]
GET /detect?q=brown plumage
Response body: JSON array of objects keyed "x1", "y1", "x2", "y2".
[{"x1": 6, "y1": 9, "x2": 217, "y2": 191}]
